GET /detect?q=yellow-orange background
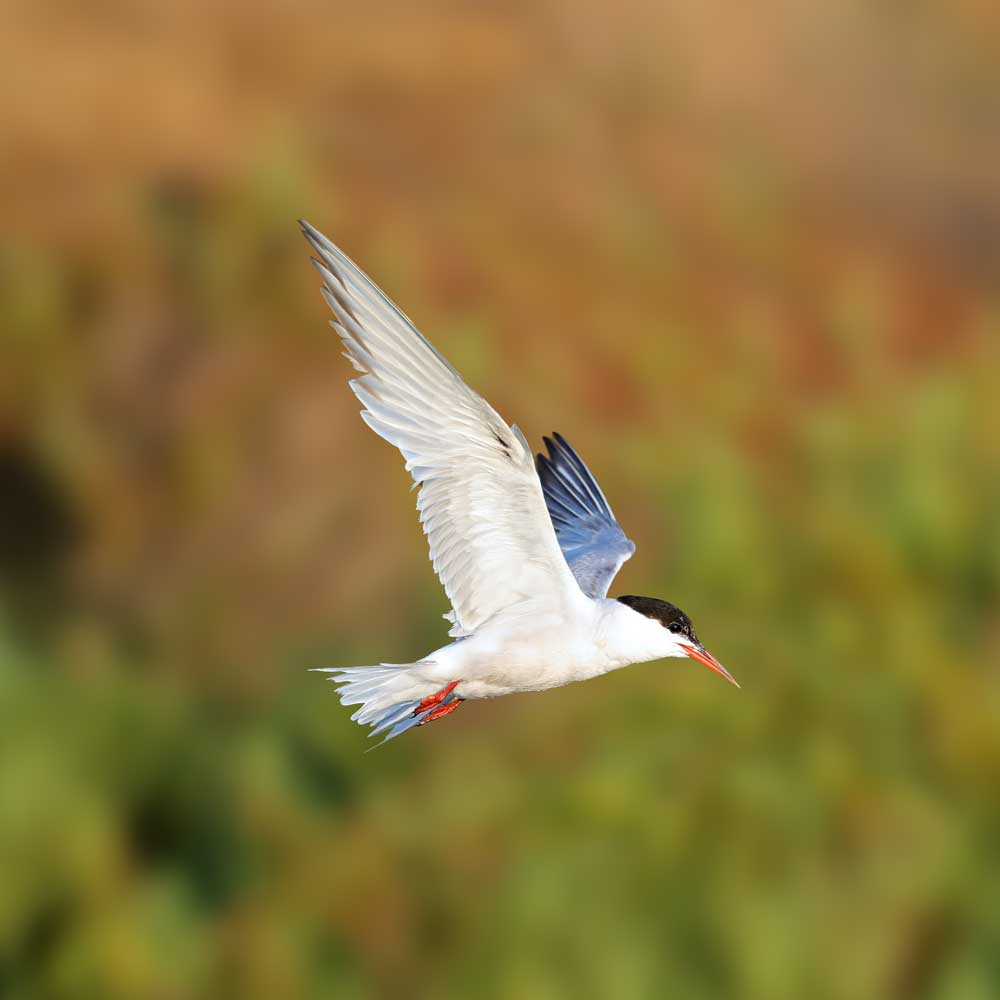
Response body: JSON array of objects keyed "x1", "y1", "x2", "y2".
[{"x1": 2, "y1": 2, "x2": 999, "y2": 997}]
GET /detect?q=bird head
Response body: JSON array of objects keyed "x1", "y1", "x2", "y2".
[{"x1": 615, "y1": 595, "x2": 739, "y2": 687}]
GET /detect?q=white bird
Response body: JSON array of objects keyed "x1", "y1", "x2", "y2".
[{"x1": 302, "y1": 221, "x2": 738, "y2": 745}]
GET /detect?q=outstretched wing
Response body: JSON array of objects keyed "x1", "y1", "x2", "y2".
[
  {"x1": 536, "y1": 432, "x2": 635, "y2": 598},
  {"x1": 302, "y1": 222, "x2": 588, "y2": 636}
]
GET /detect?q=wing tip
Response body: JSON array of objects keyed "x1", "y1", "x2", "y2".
[
  {"x1": 537, "y1": 432, "x2": 563, "y2": 470},
  {"x1": 300, "y1": 220, "x2": 347, "y2": 276},
  {"x1": 546, "y1": 431, "x2": 615, "y2": 519},
  {"x1": 299, "y1": 218, "x2": 323, "y2": 249}
]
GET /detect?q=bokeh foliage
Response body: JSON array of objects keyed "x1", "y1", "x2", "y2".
[{"x1": 2, "y1": 1, "x2": 1000, "y2": 997}]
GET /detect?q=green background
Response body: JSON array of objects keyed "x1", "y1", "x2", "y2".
[{"x1": 2, "y1": 2, "x2": 999, "y2": 997}]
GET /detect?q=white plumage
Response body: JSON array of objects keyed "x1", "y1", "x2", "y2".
[
  {"x1": 301, "y1": 221, "x2": 737, "y2": 745},
  {"x1": 307, "y1": 224, "x2": 583, "y2": 638}
]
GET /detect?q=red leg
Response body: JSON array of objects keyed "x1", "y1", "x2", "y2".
[
  {"x1": 414, "y1": 681, "x2": 459, "y2": 714},
  {"x1": 421, "y1": 698, "x2": 463, "y2": 724}
]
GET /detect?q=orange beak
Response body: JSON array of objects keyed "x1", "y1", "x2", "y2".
[{"x1": 680, "y1": 644, "x2": 740, "y2": 688}]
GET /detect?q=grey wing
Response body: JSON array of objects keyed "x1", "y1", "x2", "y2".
[{"x1": 536, "y1": 432, "x2": 636, "y2": 599}]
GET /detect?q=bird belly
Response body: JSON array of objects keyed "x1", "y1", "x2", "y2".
[{"x1": 441, "y1": 620, "x2": 620, "y2": 700}]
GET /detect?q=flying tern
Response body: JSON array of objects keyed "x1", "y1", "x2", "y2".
[{"x1": 302, "y1": 221, "x2": 738, "y2": 745}]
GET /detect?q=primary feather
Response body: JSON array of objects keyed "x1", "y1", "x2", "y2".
[
  {"x1": 537, "y1": 433, "x2": 635, "y2": 597},
  {"x1": 301, "y1": 221, "x2": 586, "y2": 637}
]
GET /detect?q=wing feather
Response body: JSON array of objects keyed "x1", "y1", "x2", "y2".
[
  {"x1": 302, "y1": 221, "x2": 586, "y2": 636},
  {"x1": 536, "y1": 433, "x2": 635, "y2": 598}
]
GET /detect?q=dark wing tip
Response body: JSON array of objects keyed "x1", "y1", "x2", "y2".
[
  {"x1": 549, "y1": 431, "x2": 581, "y2": 468},
  {"x1": 537, "y1": 432, "x2": 635, "y2": 598},
  {"x1": 537, "y1": 434, "x2": 557, "y2": 468}
]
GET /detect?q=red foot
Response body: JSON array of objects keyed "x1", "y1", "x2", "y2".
[
  {"x1": 421, "y1": 698, "x2": 463, "y2": 724},
  {"x1": 414, "y1": 681, "x2": 459, "y2": 714}
]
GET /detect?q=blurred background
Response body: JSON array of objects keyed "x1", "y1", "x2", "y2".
[{"x1": 2, "y1": 1, "x2": 1000, "y2": 997}]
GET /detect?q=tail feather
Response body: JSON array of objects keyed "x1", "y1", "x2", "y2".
[
  {"x1": 368, "y1": 699, "x2": 423, "y2": 738},
  {"x1": 312, "y1": 662, "x2": 439, "y2": 746},
  {"x1": 369, "y1": 695, "x2": 457, "y2": 749}
]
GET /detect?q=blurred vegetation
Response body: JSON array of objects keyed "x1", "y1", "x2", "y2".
[{"x1": 2, "y1": 1, "x2": 1000, "y2": 997}]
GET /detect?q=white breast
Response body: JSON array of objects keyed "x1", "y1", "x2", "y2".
[{"x1": 430, "y1": 598, "x2": 671, "y2": 700}]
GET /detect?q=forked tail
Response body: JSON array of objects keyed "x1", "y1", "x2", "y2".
[{"x1": 312, "y1": 663, "x2": 456, "y2": 747}]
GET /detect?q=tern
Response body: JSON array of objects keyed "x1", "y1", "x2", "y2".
[{"x1": 302, "y1": 221, "x2": 738, "y2": 745}]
